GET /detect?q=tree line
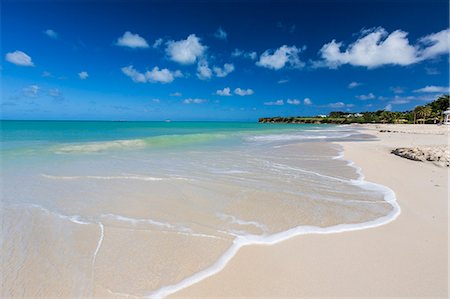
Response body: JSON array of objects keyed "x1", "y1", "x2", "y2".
[{"x1": 259, "y1": 94, "x2": 449, "y2": 124}]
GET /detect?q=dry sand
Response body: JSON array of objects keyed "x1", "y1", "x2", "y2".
[{"x1": 172, "y1": 124, "x2": 448, "y2": 298}]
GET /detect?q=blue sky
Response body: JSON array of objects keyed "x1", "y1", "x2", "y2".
[{"x1": 1, "y1": 0, "x2": 449, "y2": 121}]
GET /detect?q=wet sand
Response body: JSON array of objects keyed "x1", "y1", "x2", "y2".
[{"x1": 172, "y1": 124, "x2": 448, "y2": 298}]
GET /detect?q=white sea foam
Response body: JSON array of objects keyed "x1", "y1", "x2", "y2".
[
  {"x1": 41, "y1": 174, "x2": 187, "y2": 181},
  {"x1": 246, "y1": 134, "x2": 328, "y2": 141},
  {"x1": 246, "y1": 132, "x2": 353, "y2": 142},
  {"x1": 28, "y1": 204, "x2": 92, "y2": 225},
  {"x1": 55, "y1": 139, "x2": 147, "y2": 153},
  {"x1": 146, "y1": 146, "x2": 401, "y2": 299},
  {"x1": 217, "y1": 213, "x2": 268, "y2": 233}
]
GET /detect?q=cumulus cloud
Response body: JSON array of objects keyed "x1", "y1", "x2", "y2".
[
  {"x1": 170, "y1": 92, "x2": 182, "y2": 97},
  {"x1": 264, "y1": 100, "x2": 284, "y2": 106},
  {"x1": 390, "y1": 86, "x2": 404, "y2": 94},
  {"x1": 257, "y1": 45, "x2": 304, "y2": 70},
  {"x1": 43, "y1": 29, "x2": 58, "y2": 39},
  {"x1": 317, "y1": 27, "x2": 450, "y2": 69},
  {"x1": 417, "y1": 28, "x2": 450, "y2": 60},
  {"x1": 48, "y1": 88, "x2": 64, "y2": 101},
  {"x1": 232, "y1": 49, "x2": 257, "y2": 60},
  {"x1": 327, "y1": 102, "x2": 353, "y2": 108},
  {"x1": 78, "y1": 71, "x2": 89, "y2": 80},
  {"x1": 197, "y1": 59, "x2": 213, "y2": 80},
  {"x1": 389, "y1": 96, "x2": 415, "y2": 104},
  {"x1": 216, "y1": 87, "x2": 232, "y2": 96},
  {"x1": 147, "y1": 67, "x2": 182, "y2": 83},
  {"x1": 413, "y1": 85, "x2": 449, "y2": 93},
  {"x1": 356, "y1": 93, "x2": 375, "y2": 100},
  {"x1": 214, "y1": 27, "x2": 227, "y2": 40},
  {"x1": 183, "y1": 98, "x2": 207, "y2": 104},
  {"x1": 384, "y1": 104, "x2": 392, "y2": 111},
  {"x1": 121, "y1": 65, "x2": 146, "y2": 83},
  {"x1": 5, "y1": 50, "x2": 34, "y2": 66},
  {"x1": 348, "y1": 81, "x2": 362, "y2": 89},
  {"x1": 213, "y1": 63, "x2": 234, "y2": 77},
  {"x1": 287, "y1": 99, "x2": 300, "y2": 105},
  {"x1": 116, "y1": 31, "x2": 149, "y2": 48},
  {"x1": 278, "y1": 79, "x2": 289, "y2": 84},
  {"x1": 121, "y1": 65, "x2": 181, "y2": 84},
  {"x1": 303, "y1": 98, "x2": 312, "y2": 105},
  {"x1": 23, "y1": 85, "x2": 40, "y2": 97},
  {"x1": 234, "y1": 88, "x2": 254, "y2": 96},
  {"x1": 153, "y1": 38, "x2": 163, "y2": 49},
  {"x1": 166, "y1": 34, "x2": 206, "y2": 65}
]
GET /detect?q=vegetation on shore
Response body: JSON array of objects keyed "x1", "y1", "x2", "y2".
[{"x1": 259, "y1": 95, "x2": 449, "y2": 124}]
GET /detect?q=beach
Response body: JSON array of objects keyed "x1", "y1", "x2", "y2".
[
  {"x1": 1, "y1": 122, "x2": 448, "y2": 298},
  {"x1": 172, "y1": 124, "x2": 448, "y2": 298}
]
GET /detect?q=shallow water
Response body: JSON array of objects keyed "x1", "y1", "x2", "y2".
[{"x1": 0, "y1": 121, "x2": 398, "y2": 298}]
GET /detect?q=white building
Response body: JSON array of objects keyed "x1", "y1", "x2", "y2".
[{"x1": 443, "y1": 109, "x2": 450, "y2": 124}]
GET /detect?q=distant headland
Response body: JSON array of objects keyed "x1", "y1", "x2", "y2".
[{"x1": 259, "y1": 95, "x2": 449, "y2": 125}]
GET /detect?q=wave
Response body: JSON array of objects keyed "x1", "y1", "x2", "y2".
[
  {"x1": 41, "y1": 174, "x2": 189, "y2": 181},
  {"x1": 55, "y1": 139, "x2": 147, "y2": 153},
  {"x1": 245, "y1": 133, "x2": 353, "y2": 142},
  {"x1": 53, "y1": 133, "x2": 229, "y2": 154},
  {"x1": 146, "y1": 147, "x2": 401, "y2": 299}
]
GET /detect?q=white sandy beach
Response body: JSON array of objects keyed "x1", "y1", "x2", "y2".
[{"x1": 172, "y1": 124, "x2": 448, "y2": 298}]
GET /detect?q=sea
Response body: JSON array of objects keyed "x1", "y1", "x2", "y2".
[{"x1": 0, "y1": 121, "x2": 399, "y2": 298}]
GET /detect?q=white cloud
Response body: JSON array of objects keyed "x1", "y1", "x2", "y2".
[
  {"x1": 327, "y1": 102, "x2": 353, "y2": 108},
  {"x1": 42, "y1": 71, "x2": 52, "y2": 77},
  {"x1": 234, "y1": 87, "x2": 254, "y2": 96},
  {"x1": 390, "y1": 86, "x2": 404, "y2": 94},
  {"x1": 23, "y1": 85, "x2": 40, "y2": 97},
  {"x1": 197, "y1": 59, "x2": 212, "y2": 80},
  {"x1": 170, "y1": 92, "x2": 182, "y2": 97},
  {"x1": 216, "y1": 87, "x2": 232, "y2": 96},
  {"x1": 318, "y1": 27, "x2": 450, "y2": 69},
  {"x1": 43, "y1": 29, "x2": 58, "y2": 39},
  {"x1": 425, "y1": 67, "x2": 439, "y2": 75},
  {"x1": 121, "y1": 65, "x2": 147, "y2": 83},
  {"x1": 147, "y1": 67, "x2": 182, "y2": 83},
  {"x1": 278, "y1": 79, "x2": 289, "y2": 84},
  {"x1": 78, "y1": 71, "x2": 89, "y2": 80},
  {"x1": 183, "y1": 98, "x2": 207, "y2": 104},
  {"x1": 356, "y1": 93, "x2": 375, "y2": 100},
  {"x1": 232, "y1": 49, "x2": 257, "y2": 60},
  {"x1": 5, "y1": 50, "x2": 34, "y2": 66},
  {"x1": 48, "y1": 88, "x2": 63, "y2": 100},
  {"x1": 153, "y1": 38, "x2": 163, "y2": 49},
  {"x1": 287, "y1": 99, "x2": 300, "y2": 105},
  {"x1": 303, "y1": 98, "x2": 312, "y2": 105},
  {"x1": 417, "y1": 28, "x2": 450, "y2": 60},
  {"x1": 413, "y1": 85, "x2": 449, "y2": 93},
  {"x1": 116, "y1": 31, "x2": 149, "y2": 48},
  {"x1": 213, "y1": 63, "x2": 234, "y2": 77},
  {"x1": 384, "y1": 104, "x2": 392, "y2": 111},
  {"x1": 264, "y1": 100, "x2": 284, "y2": 106},
  {"x1": 121, "y1": 65, "x2": 181, "y2": 84},
  {"x1": 166, "y1": 34, "x2": 206, "y2": 65},
  {"x1": 389, "y1": 96, "x2": 414, "y2": 104},
  {"x1": 257, "y1": 45, "x2": 304, "y2": 70},
  {"x1": 214, "y1": 27, "x2": 227, "y2": 40},
  {"x1": 348, "y1": 81, "x2": 361, "y2": 89},
  {"x1": 152, "y1": 98, "x2": 161, "y2": 103}
]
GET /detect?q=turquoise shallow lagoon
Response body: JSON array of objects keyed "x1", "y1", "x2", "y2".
[{"x1": 1, "y1": 121, "x2": 398, "y2": 298}]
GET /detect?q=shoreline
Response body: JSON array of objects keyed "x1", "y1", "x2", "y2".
[
  {"x1": 171, "y1": 124, "x2": 448, "y2": 298},
  {"x1": 150, "y1": 143, "x2": 401, "y2": 298}
]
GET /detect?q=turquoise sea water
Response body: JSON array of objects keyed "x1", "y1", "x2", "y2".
[{"x1": 1, "y1": 121, "x2": 399, "y2": 298}]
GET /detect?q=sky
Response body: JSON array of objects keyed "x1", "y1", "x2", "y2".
[{"x1": 1, "y1": 0, "x2": 449, "y2": 121}]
